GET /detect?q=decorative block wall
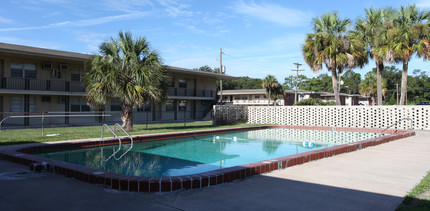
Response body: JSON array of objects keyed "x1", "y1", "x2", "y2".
[{"x1": 214, "y1": 105, "x2": 430, "y2": 130}]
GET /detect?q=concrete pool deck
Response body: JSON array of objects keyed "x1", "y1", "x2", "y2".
[{"x1": 0, "y1": 130, "x2": 429, "y2": 210}]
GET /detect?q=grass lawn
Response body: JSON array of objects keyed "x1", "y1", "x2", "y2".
[
  {"x1": 397, "y1": 170, "x2": 430, "y2": 210},
  {"x1": 0, "y1": 121, "x2": 259, "y2": 146}
]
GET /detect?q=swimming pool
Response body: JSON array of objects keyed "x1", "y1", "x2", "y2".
[
  {"x1": 35, "y1": 128, "x2": 383, "y2": 177},
  {"x1": 0, "y1": 125, "x2": 415, "y2": 192}
]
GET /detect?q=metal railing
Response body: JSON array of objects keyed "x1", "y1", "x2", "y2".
[
  {"x1": 380, "y1": 118, "x2": 413, "y2": 134},
  {"x1": 0, "y1": 77, "x2": 85, "y2": 92},
  {"x1": 101, "y1": 123, "x2": 133, "y2": 161}
]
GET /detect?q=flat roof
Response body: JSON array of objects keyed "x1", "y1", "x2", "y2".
[
  {"x1": 0, "y1": 42, "x2": 237, "y2": 80},
  {"x1": 0, "y1": 42, "x2": 90, "y2": 61},
  {"x1": 165, "y1": 66, "x2": 237, "y2": 80}
]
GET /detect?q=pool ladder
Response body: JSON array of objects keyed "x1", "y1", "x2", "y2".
[
  {"x1": 101, "y1": 123, "x2": 133, "y2": 161},
  {"x1": 380, "y1": 118, "x2": 413, "y2": 134}
]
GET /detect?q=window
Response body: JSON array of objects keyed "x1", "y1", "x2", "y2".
[
  {"x1": 137, "y1": 103, "x2": 151, "y2": 112},
  {"x1": 70, "y1": 98, "x2": 90, "y2": 112},
  {"x1": 10, "y1": 96, "x2": 35, "y2": 112},
  {"x1": 41, "y1": 96, "x2": 51, "y2": 102},
  {"x1": 241, "y1": 96, "x2": 248, "y2": 100},
  {"x1": 71, "y1": 74, "x2": 81, "y2": 81},
  {"x1": 10, "y1": 63, "x2": 36, "y2": 78},
  {"x1": 169, "y1": 77, "x2": 175, "y2": 87},
  {"x1": 234, "y1": 96, "x2": 240, "y2": 100},
  {"x1": 111, "y1": 104, "x2": 121, "y2": 111},
  {"x1": 165, "y1": 100, "x2": 174, "y2": 111},
  {"x1": 178, "y1": 100, "x2": 186, "y2": 111},
  {"x1": 178, "y1": 79, "x2": 187, "y2": 88},
  {"x1": 254, "y1": 95, "x2": 260, "y2": 99}
]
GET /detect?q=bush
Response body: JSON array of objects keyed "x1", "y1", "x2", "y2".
[{"x1": 294, "y1": 98, "x2": 336, "y2": 106}]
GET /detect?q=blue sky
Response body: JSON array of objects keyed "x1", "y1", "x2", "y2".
[{"x1": 1, "y1": 0, "x2": 429, "y2": 81}]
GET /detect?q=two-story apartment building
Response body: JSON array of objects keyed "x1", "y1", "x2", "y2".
[{"x1": 0, "y1": 42, "x2": 235, "y2": 127}]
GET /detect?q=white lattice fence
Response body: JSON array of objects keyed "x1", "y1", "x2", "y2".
[{"x1": 214, "y1": 105, "x2": 430, "y2": 130}]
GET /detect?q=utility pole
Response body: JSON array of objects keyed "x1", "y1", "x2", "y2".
[
  {"x1": 396, "y1": 83, "x2": 399, "y2": 105},
  {"x1": 219, "y1": 48, "x2": 223, "y2": 104},
  {"x1": 292, "y1": 63, "x2": 305, "y2": 104}
]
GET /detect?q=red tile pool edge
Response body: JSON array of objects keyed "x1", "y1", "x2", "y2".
[{"x1": 0, "y1": 126, "x2": 415, "y2": 192}]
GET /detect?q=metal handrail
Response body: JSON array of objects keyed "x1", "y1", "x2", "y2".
[
  {"x1": 101, "y1": 123, "x2": 133, "y2": 161},
  {"x1": 380, "y1": 118, "x2": 413, "y2": 134}
]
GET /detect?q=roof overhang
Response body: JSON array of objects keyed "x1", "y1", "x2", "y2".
[
  {"x1": 165, "y1": 66, "x2": 238, "y2": 80},
  {"x1": 0, "y1": 42, "x2": 90, "y2": 61}
]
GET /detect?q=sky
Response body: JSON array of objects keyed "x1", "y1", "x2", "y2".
[{"x1": 1, "y1": 0, "x2": 430, "y2": 82}]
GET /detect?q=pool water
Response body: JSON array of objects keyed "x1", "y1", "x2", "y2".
[{"x1": 36, "y1": 128, "x2": 383, "y2": 177}]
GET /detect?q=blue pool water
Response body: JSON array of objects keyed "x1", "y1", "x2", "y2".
[{"x1": 36, "y1": 128, "x2": 383, "y2": 177}]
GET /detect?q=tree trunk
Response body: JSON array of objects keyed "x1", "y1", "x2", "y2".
[
  {"x1": 399, "y1": 60, "x2": 408, "y2": 105},
  {"x1": 121, "y1": 104, "x2": 133, "y2": 131},
  {"x1": 376, "y1": 61, "x2": 384, "y2": 106},
  {"x1": 331, "y1": 69, "x2": 340, "y2": 105}
]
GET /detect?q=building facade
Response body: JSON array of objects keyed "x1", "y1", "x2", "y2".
[
  {"x1": 218, "y1": 89, "x2": 371, "y2": 106},
  {"x1": 0, "y1": 42, "x2": 234, "y2": 127}
]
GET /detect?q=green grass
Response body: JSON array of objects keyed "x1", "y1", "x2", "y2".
[
  {"x1": 397, "y1": 171, "x2": 430, "y2": 210},
  {"x1": 0, "y1": 121, "x2": 259, "y2": 146}
]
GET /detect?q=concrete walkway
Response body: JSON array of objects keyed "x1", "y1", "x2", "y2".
[{"x1": 1, "y1": 131, "x2": 429, "y2": 211}]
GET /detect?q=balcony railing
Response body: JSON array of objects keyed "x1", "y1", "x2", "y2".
[
  {"x1": 0, "y1": 77, "x2": 85, "y2": 93},
  {"x1": 167, "y1": 87, "x2": 215, "y2": 98}
]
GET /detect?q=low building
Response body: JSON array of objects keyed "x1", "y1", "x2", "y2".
[
  {"x1": 0, "y1": 42, "x2": 235, "y2": 127},
  {"x1": 218, "y1": 89, "x2": 371, "y2": 106}
]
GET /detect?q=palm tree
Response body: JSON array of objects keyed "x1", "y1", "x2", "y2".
[
  {"x1": 359, "y1": 72, "x2": 387, "y2": 105},
  {"x1": 262, "y1": 75, "x2": 283, "y2": 106},
  {"x1": 354, "y1": 8, "x2": 395, "y2": 106},
  {"x1": 83, "y1": 31, "x2": 169, "y2": 131},
  {"x1": 303, "y1": 12, "x2": 366, "y2": 105},
  {"x1": 390, "y1": 5, "x2": 430, "y2": 105}
]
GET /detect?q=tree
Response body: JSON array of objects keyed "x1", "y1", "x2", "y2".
[
  {"x1": 359, "y1": 71, "x2": 387, "y2": 105},
  {"x1": 354, "y1": 7, "x2": 395, "y2": 106},
  {"x1": 83, "y1": 31, "x2": 168, "y2": 131},
  {"x1": 390, "y1": 5, "x2": 430, "y2": 105},
  {"x1": 194, "y1": 65, "x2": 215, "y2": 72},
  {"x1": 303, "y1": 12, "x2": 367, "y2": 105},
  {"x1": 262, "y1": 75, "x2": 283, "y2": 106},
  {"x1": 339, "y1": 70, "x2": 361, "y2": 94},
  {"x1": 283, "y1": 75, "x2": 308, "y2": 90}
]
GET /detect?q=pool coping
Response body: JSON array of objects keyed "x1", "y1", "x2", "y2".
[{"x1": 0, "y1": 125, "x2": 415, "y2": 192}]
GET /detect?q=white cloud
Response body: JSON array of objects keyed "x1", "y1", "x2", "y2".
[
  {"x1": 158, "y1": 0, "x2": 193, "y2": 17},
  {"x1": 416, "y1": 0, "x2": 430, "y2": 8},
  {"x1": 232, "y1": 1, "x2": 312, "y2": 26},
  {"x1": 0, "y1": 17, "x2": 14, "y2": 24},
  {"x1": 0, "y1": 11, "x2": 149, "y2": 32},
  {"x1": 0, "y1": 36, "x2": 62, "y2": 49}
]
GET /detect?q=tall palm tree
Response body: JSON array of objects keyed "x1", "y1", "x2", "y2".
[
  {"x1": 303, "y1": 12, "x2": 366, "y2": 105},
  {"x1": 354, "y1": 8, "x2": 395, "y2": 106},
  {"x1": 83, "y1": 31, "x2": 169, "y2": 131},
  {"x1": 390, "y1": 5, "x2": 430, "y2": 105},
  {"x1": 359, "y1": 72, "x2": 387, "y2": 105},
  {"x1": 262, "y1": 75, "x2": 283, "y2": 106}
]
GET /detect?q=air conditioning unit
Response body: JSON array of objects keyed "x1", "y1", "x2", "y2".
[
  {"x1": 52, "y1": 69, "x2": 61, "y2": 79},
  {"x1": 59, "y1": 64, "x2": 69, "y2": 71},
  {"x1": 42, "y1": 63, "x2": 52, "y2": 70}
]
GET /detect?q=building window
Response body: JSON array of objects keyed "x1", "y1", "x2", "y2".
[
  {"x1": 137, "y1": 103, "x2": 151, "y2": 112},
  {"x1": 241, "y1": 96, "x2": 248, "y2": 100},
  {"x1": 234, "y1": 96, "x2": 240, "y2": 100},
  {"x1": 165, "y1": 100, "x2": 174, "y2": 111},
  {"x1": 178, "y1": 79, "x2": 187, "y2": 88},
  {"x1": 10, "y1": 96, "x2": 35, "y2": 112},
  {"x1": 110, "y1": 101, "x2": 121, "y2": 111},
  {"x1": 71, "y1": 74, "x2": 81, "y2": 81},
  {"x1": 41, "y1": 96, "x2": 51, "y2": 102},
  {"x1": 169, "y1": 77, "x2": 175, "y2": 87},
  {"x1": 178, "y1": 100, "x2": 186, "y2": 111},
  {"x1": 71, "y1": 98, "x2": 90, "y2": 112},
  {"x1": 11, "y1": 63, "x2": 36, "y2": 78},
  {"x1": 254, "y1": 95, "x2": 260, "y2": 99}
]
